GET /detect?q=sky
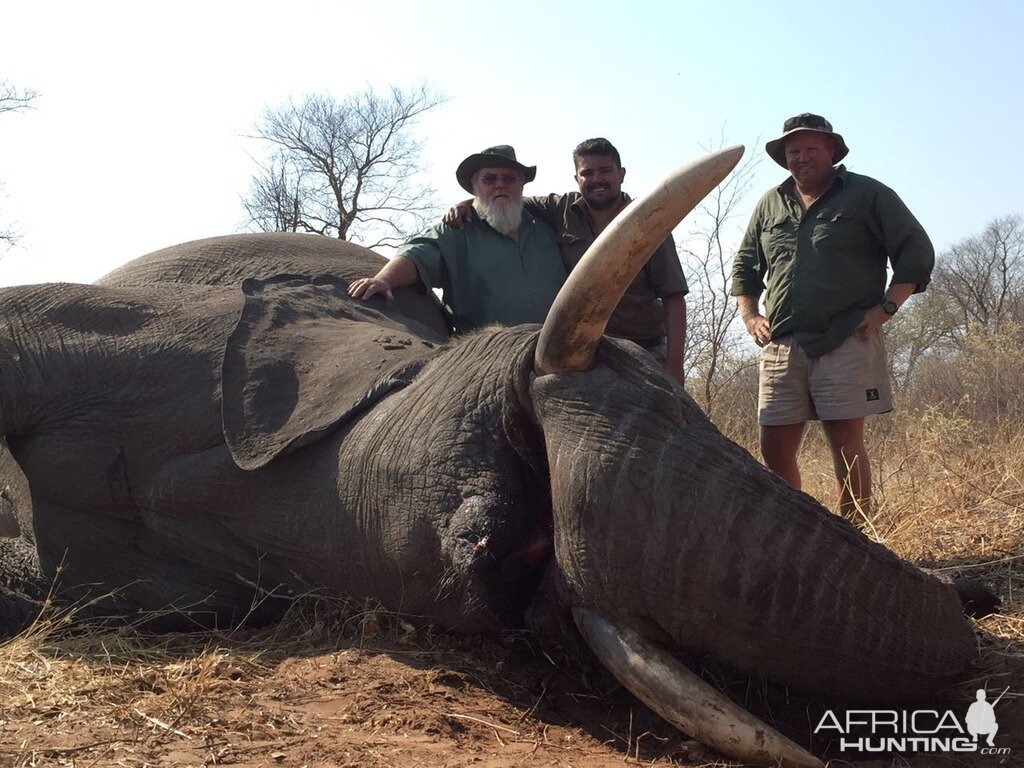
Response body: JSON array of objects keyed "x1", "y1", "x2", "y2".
[{"x1": 0, "y1": 0, "x2": 1021, "y2": 286}]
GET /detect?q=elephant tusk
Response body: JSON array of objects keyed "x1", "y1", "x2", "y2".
[
  {"x1": 572, "y1": 608, "x2": 824, "y2": 768},
  {"x1": 535, "y1": 146, "x2": 744, "y2": 375}
]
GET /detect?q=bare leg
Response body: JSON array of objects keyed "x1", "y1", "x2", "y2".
[
  {"x1": 760, "y1": 423, "x2": 807, "y2": 490},
  {"x1": 821, "y1": 418, "x2": 871, "y2": 521}
]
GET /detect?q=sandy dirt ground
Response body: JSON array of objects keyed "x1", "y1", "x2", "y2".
[{"x1": 2, "y1": 599, "x2": 1022, "y2": 768}]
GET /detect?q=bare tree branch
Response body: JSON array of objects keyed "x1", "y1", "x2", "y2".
[
  {"x1": 931, "y1": 214, "x2": 1024, "y2": 336},
  {"x1": 679, "y1": 139, "x2": 762, "y2": 417},
  {"x1": 885, "y1": 214, "x2": 1023, "y2": 393},
  {"x1": 0, "y1": 81, "x2": 38, "y2": 115},
  {"x1": 242, "y1": 84, "x2": 446, "y2": 246},
  {"x1": 0, "y1": 81, "x2": 38, "y2": 251}
]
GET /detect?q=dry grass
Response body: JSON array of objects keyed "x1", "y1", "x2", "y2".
[{"x1": 0, "y1": 596, "x2": 404, "y2": 766}]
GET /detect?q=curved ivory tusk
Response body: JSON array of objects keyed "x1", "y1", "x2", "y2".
[
  {"x1": 573, "y1": 608, "x2": 823, "y2": 768},
  {"x1": 536, "y1": 146, "x2": 744, "y2": 375}
]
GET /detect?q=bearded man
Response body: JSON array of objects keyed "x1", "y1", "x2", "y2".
[{"x1": 348, "y1": 145, "x2": 565, "y2": 334}]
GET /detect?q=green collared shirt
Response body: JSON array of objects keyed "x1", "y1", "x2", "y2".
[
  {"x1": 730, "y1": 167, "x2": 934, "y2": 358},
  {"x1": 398, "y1": 210, "x2": 566, "y2": 334},
  {"x1": 525, "y1": 192, "x2": 688, "y2": 341}
]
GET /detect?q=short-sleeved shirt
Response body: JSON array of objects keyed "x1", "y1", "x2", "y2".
[
  {"x1": 730, "y1": 167, "x2": 934, "y2": 358},
  {"x1": 398, "y1": 210, "x2": 566, "y2": 334},
  {"x1": 525, "y1": 192, "x2": 688, "y2": 341}
]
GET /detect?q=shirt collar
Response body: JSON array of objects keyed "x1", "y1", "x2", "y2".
[{"x1": 777, "y1": 165, "x2": 848, "y2": 196}]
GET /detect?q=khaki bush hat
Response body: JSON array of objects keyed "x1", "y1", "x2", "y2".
[{"x1": 765, "y1": 113, "x2": 849, "y2": 168}]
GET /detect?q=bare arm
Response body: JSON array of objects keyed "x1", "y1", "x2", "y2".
[
  {"x1": 737, "y1": 295, "x2": 770, "y2": 346},
  {"x1": 663, "y1": 293, "x2": 687, "y2": 387},
  {"x1": 347, "y1": 256, "x2": 420, "y2": 301}
]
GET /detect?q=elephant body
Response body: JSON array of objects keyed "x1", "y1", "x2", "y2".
[
  {"x1": 2, "y1": 232, "x2": 971, "y2": 694},
  {"x1": 0, "y1": 156, "x2": 977, "y2": 766}
]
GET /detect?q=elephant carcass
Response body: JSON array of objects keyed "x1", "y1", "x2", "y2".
[{"x1": 0, "y1": 150, "x2": 975, "y2": 767}]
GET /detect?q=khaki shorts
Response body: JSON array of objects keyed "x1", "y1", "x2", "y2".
[{"x1": 758, "y1": 332, "x2": 893, "y2": 426}]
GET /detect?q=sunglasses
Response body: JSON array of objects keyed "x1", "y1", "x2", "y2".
[{"x1": 478, "y1": 172, "x2": 521, "y2": 186}]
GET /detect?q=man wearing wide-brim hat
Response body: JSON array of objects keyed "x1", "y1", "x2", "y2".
[
  {"x1": 730, "y1": 112, "x2": 934, "y2": 523},
  {"x1": 348, "y1": 144, "x2": 565, "y2": 334}
]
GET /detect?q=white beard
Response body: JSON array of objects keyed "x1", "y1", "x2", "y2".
[{"x1": 474, "y1": 197, "x2": 523, "y2": 237}]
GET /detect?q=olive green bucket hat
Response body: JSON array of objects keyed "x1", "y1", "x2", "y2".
[
  {"x1": 765, "y1": 113, "x2": 850, "y2": 168},
  {"x1": 455, "y1": 145, "x2": 537, "y2": 193}
]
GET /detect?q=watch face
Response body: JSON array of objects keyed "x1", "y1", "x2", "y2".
[{"x1": 882, "y1": 300, "x2": 898, "y2": 315}]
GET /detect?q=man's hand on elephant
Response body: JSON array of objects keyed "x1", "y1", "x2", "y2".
[
  {"x1": 855, "y1": 305, "x2": 892, "y2": 340},
  {"x1": 348, "y1": 277, "x2": 394, "y2": 301},
  {"x1": 743, "y1": 314, "x2": 771, "y2": 347},
  {"x1": 442, "y1": 200, "x2": 474, "y2": 228}
]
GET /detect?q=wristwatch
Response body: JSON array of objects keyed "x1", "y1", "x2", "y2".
[{"x1": 881, "y1": 300, "x2": 898, "y2": 316}]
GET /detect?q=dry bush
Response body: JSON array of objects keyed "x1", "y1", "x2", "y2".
[
  {"x1": 911, "y1": 323, "x2": 1024, "y2": 425},
  {"x1": 688, "y1": 354, "x2": 760, "y2": 450}
]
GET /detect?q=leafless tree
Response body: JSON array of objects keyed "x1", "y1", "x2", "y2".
[
  {"x1": 1, "y1": 80, "x2": 38, "y2": 250},
  {"x1": 679, "y1": 143, "x2": 761, "y2": 417},
  {"x1": 930, "y1": 214, "x2": 1024, "y2": 336},
  {"x1": 242, "y1": 151, "x2": 304, "y2": 234},
  {"x1": 243, "y1": 85, "x2": 446, "y2": 248},
  {"x1": 883, "y1": 214, "x2": 1023, "y2": 395}
]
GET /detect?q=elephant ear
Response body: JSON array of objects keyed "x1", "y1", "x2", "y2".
[{"x1": 223, "y1": 274, "x2": 442, "y2": 470}]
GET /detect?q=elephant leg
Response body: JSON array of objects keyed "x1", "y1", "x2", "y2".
[{"x1": 31, "y1": 486, "x2": 294, "y2": 630}]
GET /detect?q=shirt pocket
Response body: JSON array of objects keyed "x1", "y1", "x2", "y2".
[
  {"x1": 812, "y1": 210, "x2": 879, "y2": 264},
  {"x1": 812, "y1": 210, "x2": 860, "y2": 244},
  {"x1": 760, "y1": 215, "x2": 796, "y2": 254}
]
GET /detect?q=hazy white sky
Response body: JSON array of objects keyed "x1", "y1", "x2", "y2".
[{"x1": 1, "y1": 0, "x2": 1021, "y2": 286}]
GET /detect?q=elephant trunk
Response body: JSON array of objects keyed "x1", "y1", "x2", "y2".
[{"x1": 530, "y1": 349, "x2": 974, "y2": 707}]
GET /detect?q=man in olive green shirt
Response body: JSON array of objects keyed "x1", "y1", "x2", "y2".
[
  {"x1": 731, "y1": 113, "x2": 934, "y2": 521},
  {"x1": 349, "y1": 145, "x2": 565, "y2": 334}
]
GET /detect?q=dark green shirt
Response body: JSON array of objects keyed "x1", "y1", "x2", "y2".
[
  {"x1": 525, "y1": 192, "x2": 688, "y2": 341},
  {"x1": 398, "y1": 210, "x2": 566, "y2": 334},
  {"x1": 730, "y1": 167, "x2": 934, "y2": 358}
]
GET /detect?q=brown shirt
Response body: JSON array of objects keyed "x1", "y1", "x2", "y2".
[{"x1": 525, "y1": 192, "x2": 688, "y2": 341}]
